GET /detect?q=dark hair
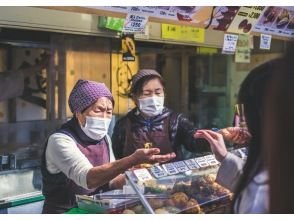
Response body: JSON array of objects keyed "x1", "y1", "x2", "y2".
[
  {"x1": 265, "y1": 42, "x2": 294, "y2": 213},
  {"x1": 129, "y1": 75, "x2": 165, "y2": 98},
  {"x1": 232, "y1": 58, "x2": 279, "y2": 211}
]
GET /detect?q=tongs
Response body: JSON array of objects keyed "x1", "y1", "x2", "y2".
[{"x1": 95, "y1": 193, "x2": 170, "y2": 200}]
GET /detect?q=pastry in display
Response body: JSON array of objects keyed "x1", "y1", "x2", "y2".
[
  {"x1": 171, "y1": 192, "x2": 189, "y2": 208},
  {"x1": 154, "y1": 208, "x2": 170, "y2": 214},
  {"x1": 164, "y1": 198, "x2": 176, "y2": 207},
  {"x1": 122, "y1": 209, "x2": 136, "y2": 214},
  {"x1": 184, "y1": 198, "x2": 201, "y2": 214},
  {"x1": 204, "y1": 174, "x2": 216, "y2": 184},
  {"x1": 164, "y1": 206, "x2": 181, "y2": 214},
  {"x1": 172, "y1": 181, "x2": 191, "y2": 194},
  {"x1": 147, "y1": 198, "x2": 165, "y2": 209},
  {"x1": 132, "y1": 205, "x2": 145, "y2": 214}
]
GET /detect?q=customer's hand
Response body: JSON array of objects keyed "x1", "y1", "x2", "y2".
[
  {"x1": 220, "y1": 127, "x2": 251, "y2": 145},
  {"x1": 131, "y1": 148, "x2": 176, "y2": 165},
  {"x1": 195, "y1": 130, "x2": 228, "y2": 162}
]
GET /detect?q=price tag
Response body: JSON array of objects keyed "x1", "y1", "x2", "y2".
[
  {"x1": 204, "y1": 155, "x2": 220, "y2": 166},
  {"x1": 204, "y1": 155, "x2": 215, "y2": 161},
  {"x1": 260, "y1": 34, "x2": 272, "y2": 50},
  {"x1": 133, "y1": 168, "x2": 153, "y2": 182},
  {"x1": 162, "y1": 163, "x2": 179, "y2": 175},
  {"x1": 149, "y1": 165, "x2": 168, "y2": 178},
  {"x1": 172, "y1": 161, "x2": 190, "y2": 172},
  {"x1": 184, "y1": 159, "x2": 200, "y2": 170},
  {"x1": 207, "y1": 159, "x2": 220, "y2": 166},
  {"x1": 195, "y1": 157, "x2": 210, "y2": 168},
  {"x1": 123, "y1": 13, "x2": 149, "y2": 33},
  {"x1": 222, "y1": 34, "x2": 239, "y2": 54}
]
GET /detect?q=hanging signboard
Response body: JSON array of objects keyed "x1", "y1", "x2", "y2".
[
  {"x1": 88, "y1": 6, "x2": 240, "y2": 29},
  {"x1": 260, "y1": 34, "x2": 272, "y2": 50},
  {"x1": 162, "y1": 24, "x2": 205, "y2": 43},
  {"x1": 222, "y1": 34, "x2": 239, "y2": 54},
  {"x1": 212, "y1": 6, "x2": 240, "y2": 31},
  {"x1": 253, "y1": 6, "x2": 294, "y2": 38},
  {"x1": 227, "y1": 6, "x2": 266, "y2": 34},
  {"x1": 235, "y1": 34, "x2": 251, "y2": 63},
  {"x1": 122, "y1": 13, "x2": 149, "y2": 33},
  {"x1": 122, "y1": 33, "x2": 136, "y2": 61}
]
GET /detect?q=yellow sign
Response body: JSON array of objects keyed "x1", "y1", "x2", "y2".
[
  {"x1": 196, "y1": 47, "x2": 218, "y2": 55},
  {"x1": 162, "y1": 24, "x2": 205, "y2": 43}
]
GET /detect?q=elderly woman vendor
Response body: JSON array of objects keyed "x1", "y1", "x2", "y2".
[{"x1": 41, "y1": 80, "x2": 175, "y2": 213}]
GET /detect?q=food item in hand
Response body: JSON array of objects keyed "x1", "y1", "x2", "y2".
[
  {"x1": 184, "y1": 198, "x2": 201, "y2": 214},
  {"x1": 122, "y1": 209, "x2": 135, "y2": 214},
  {"x1": 171, "y1": 192, "x2": 189, "y2": 208},
  {"x1": 148, "y1": 198, "x2": 164, "y2": 209},
  {"x1": 155, "y1": 208, "x2": 169, "y2": 214}
]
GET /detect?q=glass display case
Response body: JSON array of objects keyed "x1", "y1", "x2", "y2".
[{"x1": 76, "y1": 153, "x2": 238, "y2": 214}]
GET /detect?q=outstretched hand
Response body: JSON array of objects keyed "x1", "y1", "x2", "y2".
[
  {"x1": 132, "y1": 148, "x2": 176, "y2": 165},
  {"x1": 194, "y1": 130, "x2": 228, "y2": 162}
]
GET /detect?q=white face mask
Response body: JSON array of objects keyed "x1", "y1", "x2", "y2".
[
  {"x1": 138, "y1": 96, "x2": 164, "y2": 117},
  {"x1": 80, "y1": 116, "x2": 111, "y2": 140}
]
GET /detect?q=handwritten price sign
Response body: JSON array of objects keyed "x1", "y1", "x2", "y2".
[{"x1": 123, "y1": 13, "x2": 149, "y2": 33}]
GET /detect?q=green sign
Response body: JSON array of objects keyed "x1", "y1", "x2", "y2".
[{"x1": 99, "y1": 16, "x2": 125, "y2": 31}]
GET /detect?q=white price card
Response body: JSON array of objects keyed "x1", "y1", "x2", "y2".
[
  {"x1": 133, "y1": 168, "x2": 153, "y2": 182},
  {"x1": 149, "y1": 165, "x2": 168, "y2": 178},
  {"x1": 204, "y1": 155, "x2": 215, "y2": 161},
  {"x1": 207, "y1": 159, "x2": 220, "y2": 166},
  {"x1": 260, "y1": 34, "x2": 272, "y2": 50},
  {"x1": 172, "y1": 161, "x2": 190, "y2": 172},
  {"x1": 184, "y1": 159, "x2": 200, "y2": 170},
  {"x1": 162, "y1": 163, "x2": 179, "y2": 175},
  {"x1": 195, "y1": 157, "x2": 210, "y2": 168},
  {"x1": 123, "y1": 13, "x2": 149, "y2": 33},
  {"x1": 222, "y1": 34, "x2": 239, "y2": 54}
]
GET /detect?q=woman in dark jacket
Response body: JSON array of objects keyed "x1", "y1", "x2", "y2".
[{"x1": 112, "y1": 69, "x2": 245, "y2": 161}]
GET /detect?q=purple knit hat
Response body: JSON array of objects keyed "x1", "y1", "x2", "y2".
[{"x1": 69, "y1": 80, "x2": 114, "y2": 113}]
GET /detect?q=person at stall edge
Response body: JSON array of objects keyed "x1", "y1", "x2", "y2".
[
  {"x1": 264, "y1": 42, "x2": 294, "y2": 213},
  {"x1": 112, "y1": 69, "x2": 249, "y2": 161},
  {"x1": 195, "y1": 55, "x2": 291, "y2": 213},
  {"x1": 41, "y1": 79, "x2": 175, "y2": 214}
]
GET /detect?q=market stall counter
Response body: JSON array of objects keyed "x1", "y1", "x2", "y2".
[{"x1": 70, "y1": 152, "x2": 244, "y2": 214}]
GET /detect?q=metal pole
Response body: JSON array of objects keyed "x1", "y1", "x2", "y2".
[{"x1": 125, "y1": 171, "x2": 155, "y2": 214}]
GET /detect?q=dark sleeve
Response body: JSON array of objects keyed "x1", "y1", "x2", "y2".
[
  {"x1": 175, "y1": 114, "x2": 211, "y2": 153},
  {"x1": 111, "y1": 117, "x2": 127, "y2": 160}
]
